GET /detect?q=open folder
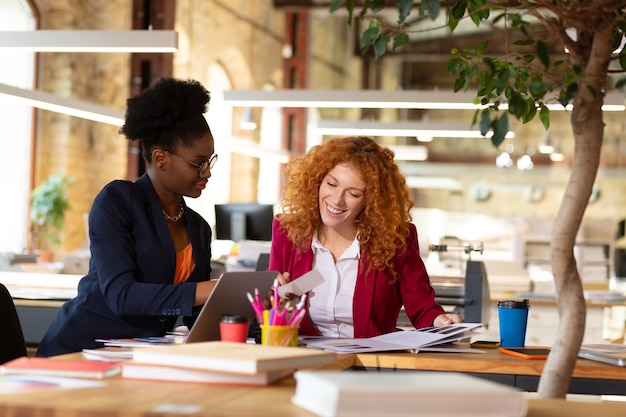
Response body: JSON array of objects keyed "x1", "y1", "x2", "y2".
[{"x1": 305, "y1": 323, "x2": 482, "y2": 353}]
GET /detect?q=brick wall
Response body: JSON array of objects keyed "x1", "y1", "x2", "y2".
[
  {"x1": 33, "y1": 0, "x2": 131, "y2": 254},
  {"x1": 29, "y1": 0, "x2": 626, "y2": 259}
]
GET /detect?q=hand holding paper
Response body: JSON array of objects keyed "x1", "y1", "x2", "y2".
[{"x1": 277, "y1": 270, "x2": 325, "y2": 299}]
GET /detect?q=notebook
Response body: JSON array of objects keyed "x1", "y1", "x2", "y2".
[
  {"x1": 578, "y1": 344, "x2": 626, "y2": 367},
  {"x1": 185, "y1": 271, "x2": 278, "y2": 343}
]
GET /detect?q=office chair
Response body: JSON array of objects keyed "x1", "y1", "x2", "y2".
[{"x1": 0, "y1": 283, "x2": 27, "y2": 364}]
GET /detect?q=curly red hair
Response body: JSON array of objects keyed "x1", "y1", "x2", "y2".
[{"x1": 278, "y1": 136, "x2": 414, "y2": 279}]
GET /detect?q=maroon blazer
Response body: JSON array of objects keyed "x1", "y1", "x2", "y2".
[{"x1": 269, "y1": 217, "x2": 444, "y2": 338}]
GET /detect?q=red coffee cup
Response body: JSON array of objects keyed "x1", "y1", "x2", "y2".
[{"x1": 219, "y1": 314, "x2": 249, "y2": 343}]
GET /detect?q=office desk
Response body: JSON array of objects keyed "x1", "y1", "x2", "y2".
[
  {"x1": 354, "y1": 348, "x2": 626, "y2": 395},
  {"x1": 13, "y1": 299, "x2": 65, "y2": 346},
  {"x1": 0, "y1": 354, "x2": 625, "y2": 417},
  {"x1": 0, "y1": 270, "x2": 78, "y2": 346}
]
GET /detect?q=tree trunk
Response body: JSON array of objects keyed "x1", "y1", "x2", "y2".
[{"x1": 536, "y1": 22, "x2": 613, "y2": 398}]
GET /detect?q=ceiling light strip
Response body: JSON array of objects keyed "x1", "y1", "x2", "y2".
[
  {"x1": 224, "y1": 89, "x2": 625, "y2": 111},
  {"x1": 0, "y1": 82, "x2": 124, "y2": 125},
  {"x1": 221, "y1": 137, "x2": 291, "y2": 163},
  {"x1": 0, "y1": 30, "x2": 178, "y2": 53},
  {"x1": 316, "y1": 120, "x2": 516, "y2": 139}
]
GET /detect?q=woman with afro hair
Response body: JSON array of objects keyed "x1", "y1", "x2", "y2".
[
  {"x1": 270, "y1": 136, "x2": 461, "y2": 338},
  {"x1": 37, "y1": 78, "x2": 218, "y2": 356}
]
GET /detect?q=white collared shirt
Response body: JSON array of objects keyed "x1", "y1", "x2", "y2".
[{"x1": 308, "y1": 232, "x2": 360, "y2": 337}]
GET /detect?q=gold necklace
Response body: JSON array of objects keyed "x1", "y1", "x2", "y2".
[{"x1": 163, "y1": 202, "x2": 184, "y2": 222}]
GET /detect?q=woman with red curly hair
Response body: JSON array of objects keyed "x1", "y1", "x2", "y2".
[{"x1": 270, "y1": 136, "x2": 461, "y2": 338}]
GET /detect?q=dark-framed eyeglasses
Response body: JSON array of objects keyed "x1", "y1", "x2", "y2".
[{"x1": 166, "y1": 150, "x2": 218, "y2": 177}]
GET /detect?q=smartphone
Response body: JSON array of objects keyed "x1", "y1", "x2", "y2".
[
  {"x1": 470, "y1": 340, "x2": 501, "y2": 349},
  {"x1": 498, "y1": 347, "x2": 551, "y2": 359}
]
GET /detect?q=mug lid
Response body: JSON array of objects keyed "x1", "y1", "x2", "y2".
[
  {"x1": 497, "y1": 299, "x2": 530, "y2": 308},
  {"x1": 220, "y1": 314, "x2": 249, "y2": 324}
]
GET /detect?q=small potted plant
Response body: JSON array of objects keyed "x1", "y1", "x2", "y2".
[{"x1": 30, "y1": 172, "x2": 74, "y2": 262}]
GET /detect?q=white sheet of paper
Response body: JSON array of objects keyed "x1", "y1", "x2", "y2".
[{"x1": 278, "y1": 269, "x2": 325, "y2": 298}]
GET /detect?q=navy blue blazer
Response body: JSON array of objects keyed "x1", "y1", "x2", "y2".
[{"x1": 37, "y1": 174, "x2": 212, "y2": 356}]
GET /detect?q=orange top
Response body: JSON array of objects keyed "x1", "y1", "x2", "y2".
[{"x1": 173, "y1": 243, "x2": 194, "y2": 284}]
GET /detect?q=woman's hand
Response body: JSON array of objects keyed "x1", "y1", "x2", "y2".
[
  {"x1": 433, "y1": 313, "x2": 463, "y2": 326},
  {"x1": 262, "y1": 271, "x2": 297, "y2": 309},
  {"x1": 277, "y1": 271, "x2": 290, "y2": 286}
]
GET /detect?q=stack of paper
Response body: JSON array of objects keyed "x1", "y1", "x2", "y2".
[
  {"x1": 122, "y1": 341, "x2": 336, "y2": 386},
  {"x1": 292, "y1": 370, "x2": 528, "y2": 417},
  {"x1": 578, "y1": 344, "x2": 626, "y2": 367}
]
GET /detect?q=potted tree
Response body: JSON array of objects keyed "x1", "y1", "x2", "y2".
[
  {"x1": 335, "y1": 0, "x2": 624, "y2": 398},
  {"x1": 30, "y1": 172, "x2": 74, "y2": 262}
]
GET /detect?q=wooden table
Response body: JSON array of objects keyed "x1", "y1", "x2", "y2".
[
  {"x1": 0, "y1": 352, "x2": 625, "y2": 416},
  {"x1": 354, "y1": 347, "x2": 626, "y2": 395}
]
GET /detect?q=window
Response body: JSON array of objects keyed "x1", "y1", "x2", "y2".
[{"x1": 0, "y1": 0, "x2": 36, "y2": 253}]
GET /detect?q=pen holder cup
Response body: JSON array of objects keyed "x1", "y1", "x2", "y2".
[{"x1": 260, "y1": 325, "x2": 299, "y2": 347}]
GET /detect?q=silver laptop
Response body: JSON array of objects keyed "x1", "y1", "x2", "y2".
[
  {"x1": 578, "y1": 345, "x2": 626, "y2": 367},
  {"x1": 185, "y1": 271, "x2": 278, "y2": 343}
]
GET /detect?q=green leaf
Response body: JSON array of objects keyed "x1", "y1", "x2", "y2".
[
  {"x1": 329, "y1": 0, "x2": 346, "y2": 13},
  {"x1": 371, "y1": 0, "x2": 386, "y2": 13},
  {"x1": 508, "y1": 91, "x2": 527, "y2": 118},
  {"x1": 536, "y1": 40, "x2": 549, "y2": 69},
  {"x1": 471, "y1": 109, "x2": 480, "y2": 127},
  {"x1": 448, "y1": 0, "x2": 466, "y2": 31},
  {"x1": 507, "y1": 12, "x2": 524, "y2": 27},
  {"x1": 397, "y1": 0, "x2": 414, "y2": 23},
  {"x1": 330, "y1": 0, "x2": 354, "y2": 23},
  {"x1": 467, "y1": 0, "x2": 490, "y2": 25},
  {"x1": 612, "y1": 31, "x2": 623, "y2": 52},
  {"x1": 447, "y1": 56, "x2": 464, "y2": 76},
  {"x1": 572, "y1": 65, "x2": 582, "y2": 76},
  {"x1": 360, "y1": 22, "x2": 381, "y2": 49},
  {"x1": 427, "y1": 0, "x2": 440, "y2": 20},
  {"x1": 482, "y1": 57, "x2": 496, "y2": 73},
  {"x1": 560, "y1": 83, "x2": 577, "y2": 107},
  {"x1": 522, "y1": 101, "x2": 537, "y2": 124},
  {"x1": 393, "y1": 33, "x2": 410, "y2": 50},
  {"x1": 476, "y1": 40, "x2": 488, "y2": 55},
  {"x1": 539, "y1": 104, "x2": 550, "y2": 130},
  {"x1": 529, "y1": 80, "x2": 547, "y2": 98},
  {"x1": 479, "y1": 110, "x2": 492, "y2": 136},
  {"x1": 453, "y1": 77, "x2": 467, "y2": 92},
  {"x1": 373, "y1": 34, "x2": 389, "y2": 60},
  {"x1": 495, "y1": 70, "x2": 509, "y2": 94},
  {"x1": 492, "y1": 113, "x2": 509, "y2": 147}
]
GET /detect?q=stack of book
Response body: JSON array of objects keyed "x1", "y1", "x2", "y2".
[
  {"x1": 1, "y1": 357, "x2": 121, "y2": 379},
  {"x1": 121, "y1": 341, "x2": 337, "y2": 386}
]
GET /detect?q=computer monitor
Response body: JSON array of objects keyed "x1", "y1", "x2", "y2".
[{"x1": 214, "y1": 203, "x2": 274, "y2": 242}]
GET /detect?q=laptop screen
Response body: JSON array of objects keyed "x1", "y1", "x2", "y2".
[{"x1": 185, "y1": 271, "x2": 278, "y2": 343}]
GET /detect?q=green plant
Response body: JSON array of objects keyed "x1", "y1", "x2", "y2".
[{"x1": 30, "y1": 172, "x2": 74, "y2": 250}]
